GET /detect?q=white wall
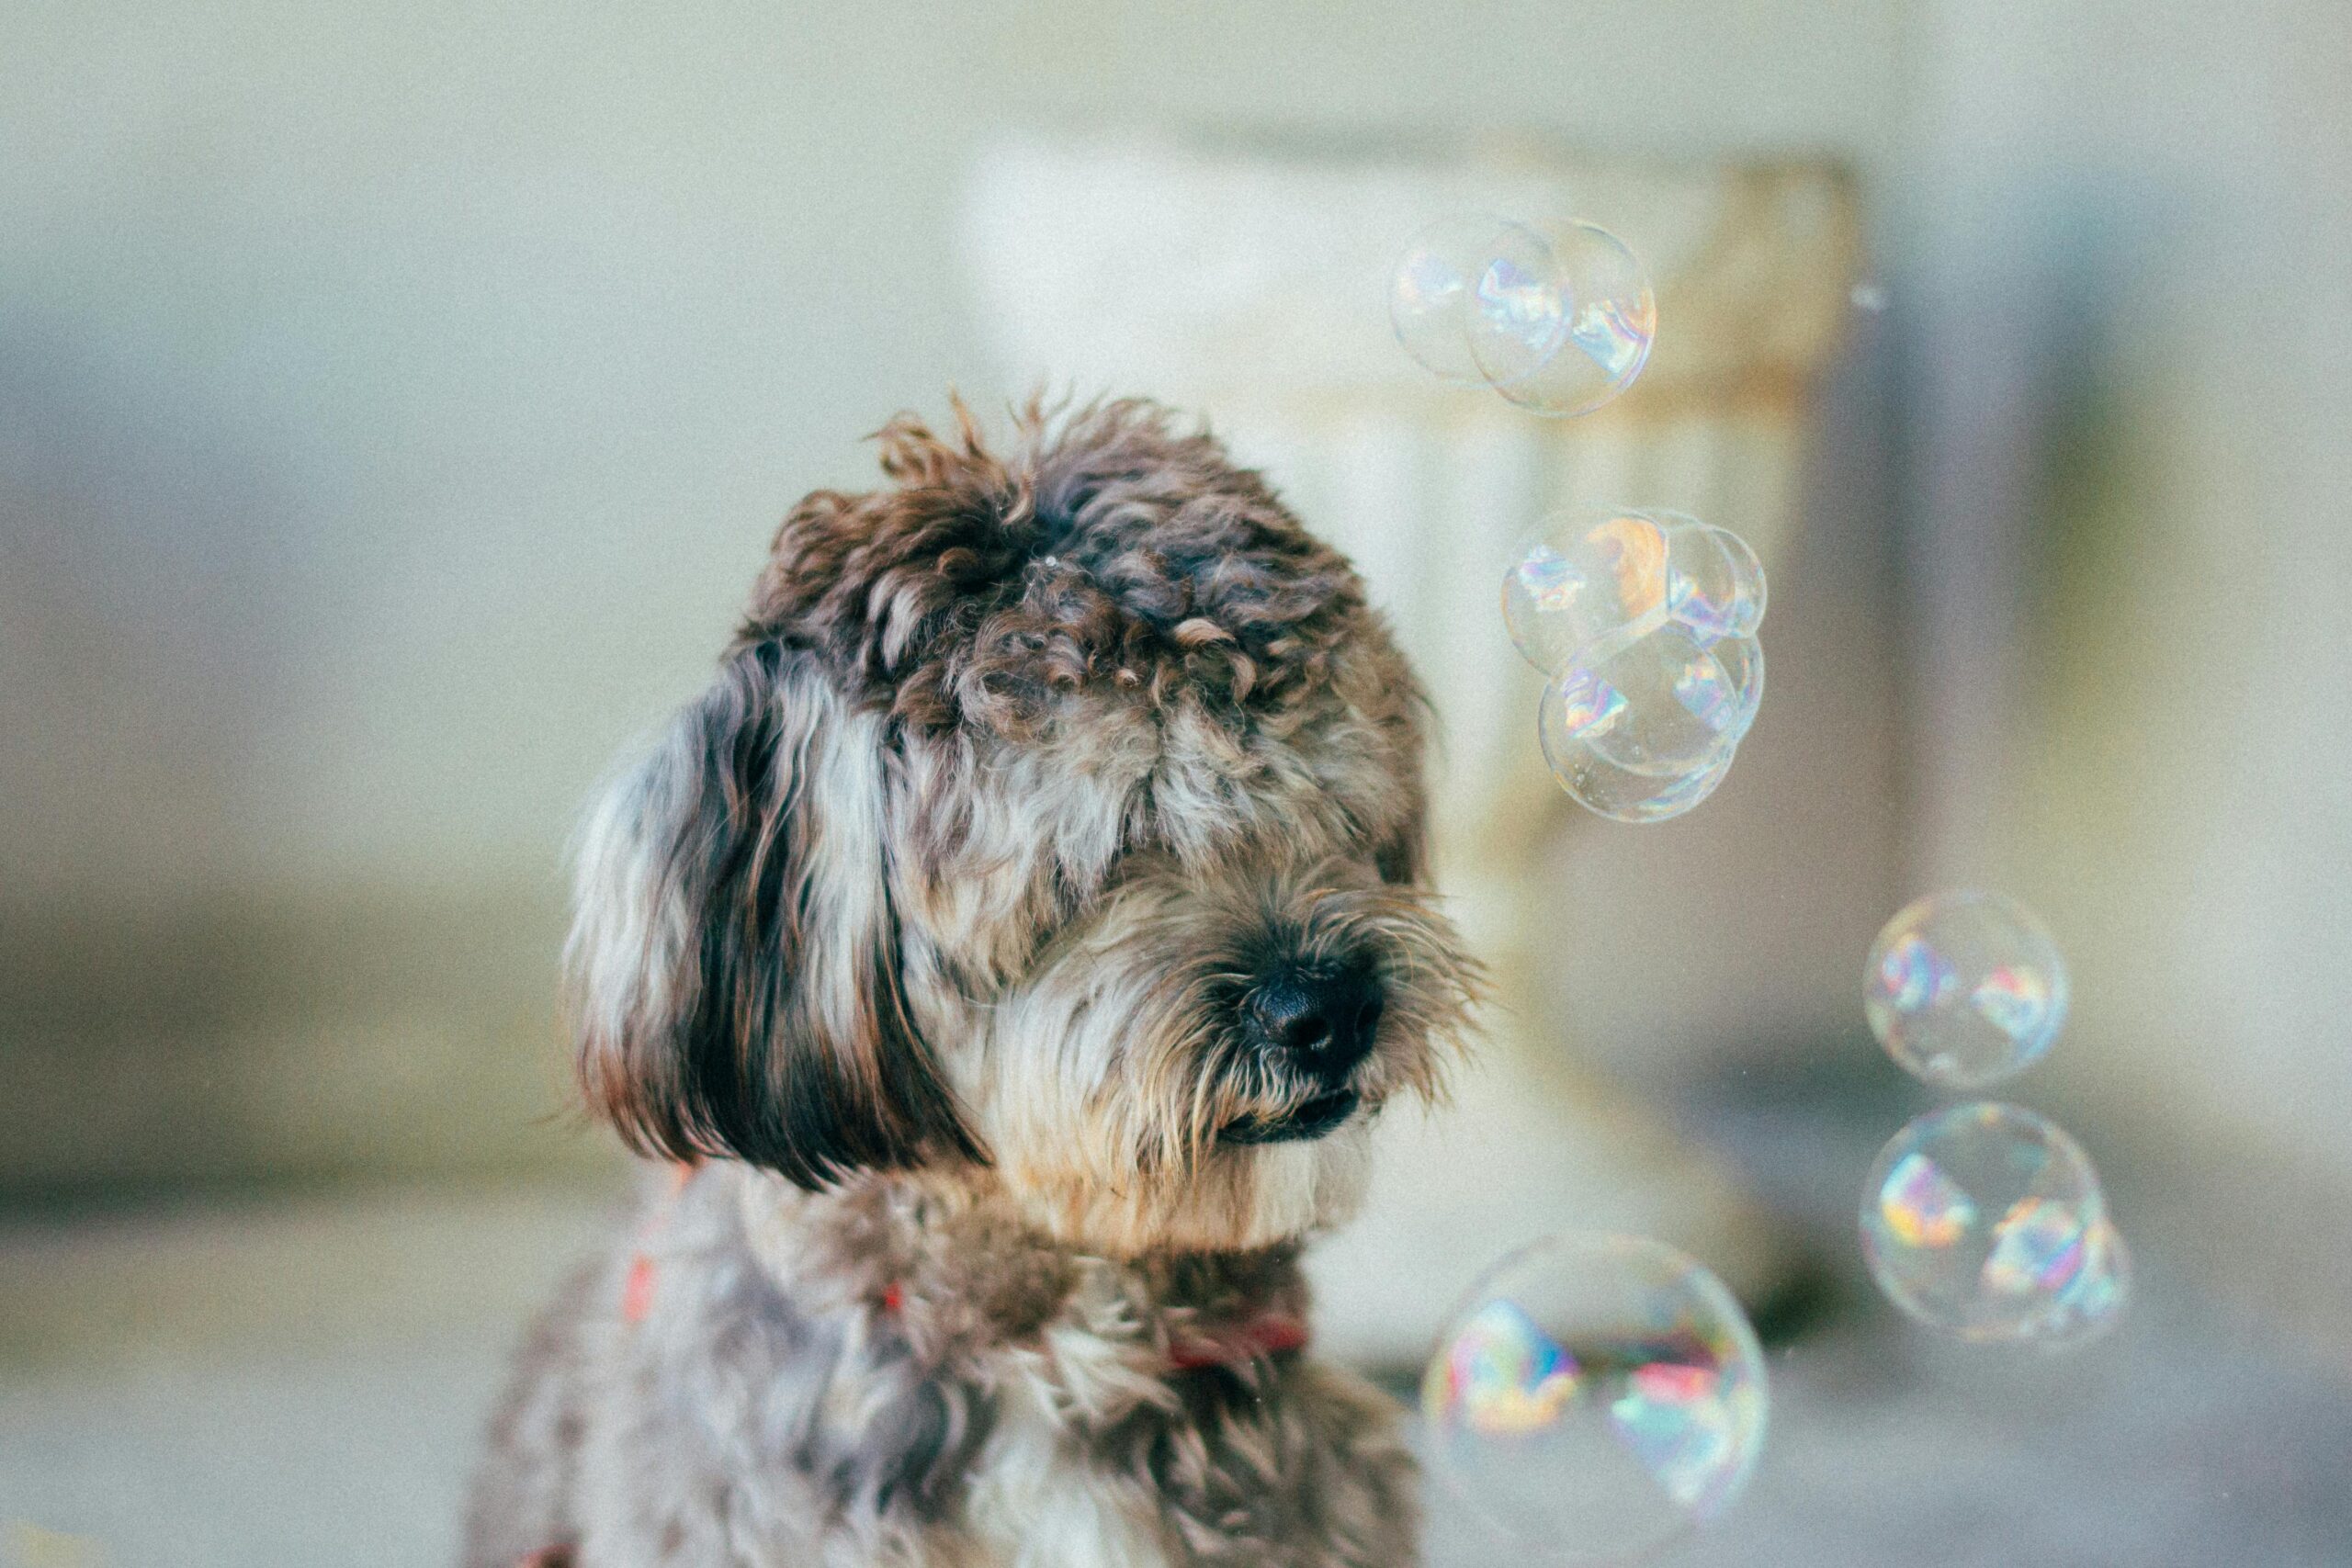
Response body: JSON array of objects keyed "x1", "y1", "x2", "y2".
[
  {"x1": 0, "y1": 0, "x2": 1908, "y2": 904},
  {"x1": 15, "y1": 0, "x2": 2351, "y2": 1226},
  {"x1": 13, "y1": 0, "x2": 2352, "y2": 1331},
  {"x1": 1897, "y1": 0, "x2": 2352, "y2": 1319}
]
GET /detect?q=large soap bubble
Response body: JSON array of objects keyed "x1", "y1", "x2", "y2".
[
  {"x1": 1860, "y1": 1102, "x2": 2129, "y2": 1346},
  {"x1": 1506, "y1": 509, "x2": 1767, "y2": 676},
  {"x1": 1865, "y1": 891, "x2": 2070, "y2": 1089},
  {"x1": 1504, "y1": 509, "x2": 1670, "y2": 674},
  {"x1": 1423, "y1": 1233, "x2": 1769, "y2": 1564}
]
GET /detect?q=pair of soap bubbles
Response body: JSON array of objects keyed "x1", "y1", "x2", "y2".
[
  {"x1": 1391, "y1": 216, "x2": 1657, "y2": 418},
  {"x1": 1422, "y1": 1233, "x2": 1769, "y2": 1564},
  {"x1": 1859, "y1": 893, "x2": 2132, "y2": 1348},
  {"x1": 1504, "y1": 509, "x2": 1768, "y2": 822}
]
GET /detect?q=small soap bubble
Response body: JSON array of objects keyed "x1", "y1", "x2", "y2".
[
  {"x1": 1469, "y1": 221, "x2": 1657, "y2": 419},
  {"x1": 1391, "y1": 216, "x2": 1564, "y2": 385},
  {"x1": 1505, "y1": 510, "x2": 1767, "y2": 676},
  {"x1": 1865, "y1": 891, "x2": 2070, "y2": 1089},
  {"x1": 1849, "y1": 282, "x2": 1888, "y2": 313},
  {"x1": 1860, "y1": 1102, "x2": 2122, "y2": 1344},
  {"x1": 1424, "y1": 1233, "x2": 1769, "y2": 1564}
]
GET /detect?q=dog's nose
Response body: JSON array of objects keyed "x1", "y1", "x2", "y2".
[{"x1": 1244, "y1": 966, "x2": 1384, "y2": 1085}]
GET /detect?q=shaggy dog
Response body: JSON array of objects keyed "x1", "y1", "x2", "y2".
[{"x1": 465, "y1": 399, "x2": 1479, "y2": 1567}]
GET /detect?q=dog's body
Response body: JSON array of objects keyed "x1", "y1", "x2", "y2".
[
  {"x1": 467, "y1": 1165, "x2": 1418, "y2": 1567},
  {"x1": 466, "y1": 401, "x2": 1476, "y2": 1566}
]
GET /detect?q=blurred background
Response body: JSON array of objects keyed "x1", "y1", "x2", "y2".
[{"x1": 5, "y1": 1, "x2": 2350, "y2": 1562}]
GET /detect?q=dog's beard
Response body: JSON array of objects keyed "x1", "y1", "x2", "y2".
[{"x1": 954, "y1": 876, "x2": 1472, "y2": 1257}]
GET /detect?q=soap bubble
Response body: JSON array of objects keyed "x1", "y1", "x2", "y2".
[
  {"x1": 1505, "y1": 509, "x2": 1767, "y2": 676},
  {"x1": 1390, "y1": 218, "x2": 1655, "y2": 416},
  {"x1": 1390, "y1": 216, "x2": 1565, "y2": 385},
  {"x1": 1545, "y1": 626, "x2": 1763, "y2": 778},
  {"x1": 1504, "y1": 510, "x2": 1668, "y2": 674},
  {"x1": 1865, "y1": 891, "x2": 2070, "y2": 1089},
  {"x1": 1467, "y1": 221, "x2": 1657, "y2": 419},
  {"x1": 1424, "y1": 1233, "x2": 1769, "y2": 1564},
  {"x1": 1860, "y1": 1102, "x2": 2123, "y2": 1344},
  {"x1": 1511, "y1": 510, "x2": 1768, "y2": 823}
]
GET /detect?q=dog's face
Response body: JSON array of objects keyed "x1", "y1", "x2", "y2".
[{"x1": 571, "y1": 401, "x2": 1476, "y2": 1256}]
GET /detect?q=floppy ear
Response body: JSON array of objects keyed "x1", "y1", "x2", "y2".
[{"x1": 567, "y1": 641, "x2": 983, "y2": 1188}]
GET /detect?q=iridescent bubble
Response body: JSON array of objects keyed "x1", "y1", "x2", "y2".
[
  {"x1": 1510, "y1": 511, "x2": 1768, "y2": 824},
  {"x1": 1468, "y1": 221, "x2": 1657, "y2": 419},
  {"x1": 1547, "y1": 627, "x2": 1763, "y2": 778},
  {"x1": 1503, "y1": 510, "x2": 1671, "y2": 675},
  {"x1": 1860, "y1": 1102, "x2": 2118, "y2": 1344},
  {"x1": 1390, "y1": 217, "x2": 1565, "y2": 385},
  {"x1": 1505, "y1": 511, "x2": 1766, "y2": 675},
  {"x1": 1683, "y1": 632, "x2": 1763, "y2": 744},
  {"x1": 1424, "y1": 1233, "x2": 1769, "y2": 1564},
  {"x1": 1865, "y1": 891, "x2": 2070, "y2": 1089}
]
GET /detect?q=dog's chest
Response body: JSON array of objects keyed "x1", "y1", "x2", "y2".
[
  {"x1": 959, "y1": 1397, "x2": 1175, "y2": 1567},
  {"x1": 938, "y1": 1314, "x2": 1181, "y2": 1568},
  {"x1": 953, "y1": 1336, "x2": 1356, "y2": 1568}
]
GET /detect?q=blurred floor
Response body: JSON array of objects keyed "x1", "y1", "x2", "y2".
[
  {"x1": 3, "y1": 1337, "x2": 508, "y2": 1566},
  {"x1": 0, "y1": 1181, "x2": 619, "y2": 1567},
  {"x1": 1430, "y1": 1293, "x2": 2352, "y2": 1568},
  {"x1": 6, "y1": 1099, "x2": 2352, "y2": 1568}
]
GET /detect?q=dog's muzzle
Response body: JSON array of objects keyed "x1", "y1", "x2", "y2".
[{"x1": 1218, "y1": 961, "x2": 1384, "y2": 1145}]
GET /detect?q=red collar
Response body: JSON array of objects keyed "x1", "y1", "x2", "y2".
[
  {"x1": 876, "y1": 1284, "x2": 1310, "y2": 1373},
  {"x1": 1164, "y1": 1307, "x2": 1311, "y2": 1371}
]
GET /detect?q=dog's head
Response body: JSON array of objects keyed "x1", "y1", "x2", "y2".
[{"x1": 571, "y1": 400, "x2": 1476, "y2": 1255}]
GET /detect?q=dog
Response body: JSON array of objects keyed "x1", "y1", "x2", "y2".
[{"x1": 464, "y1": 398, "x2": 1479, "y2": 1567}]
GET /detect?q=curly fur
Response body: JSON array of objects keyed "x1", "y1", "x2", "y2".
[
  {"x1": 746, "y1": 400, "x2": 1369, "y2": 736},
  {"x1": 466, "y1": 398, "x2": 1479, "y2": 1567}
]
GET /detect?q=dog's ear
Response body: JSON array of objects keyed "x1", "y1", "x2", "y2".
[{"x1": 567, "y1": 642, "x2": 983, "y2": 1188}]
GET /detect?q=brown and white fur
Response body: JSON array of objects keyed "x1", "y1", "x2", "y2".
[{"x1": 464, "y1": 399, "x2": 1480, "y2": 1567}]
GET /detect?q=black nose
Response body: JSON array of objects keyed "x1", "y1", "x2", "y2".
[{"x1": 1244, "y1": 965, "x2": 1385, "y2": 1086}]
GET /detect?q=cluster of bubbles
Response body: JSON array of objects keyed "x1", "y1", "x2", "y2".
[
  {"x1": 1399, "y1": 209, "x2": 1767, "y2": 1567},
  {"x1": 1858, "y1": 893, "x2": 2132, "y2": 1347},
  {"x1": 1502, "y1": 508, "x2": 1768, "y2": 822},
  {"x1": 1400, "y1": 214, "x2": 1761, "y2": 824},
  {"x1": 1391, "y1": 217, "x2": 1657, "y2": 418},
  {"x1": 1395, "y1": 214, "x2": 2124, "y2": 1566},
  {"x1": 1422, "y1": 1233, "x2": 1769, "y2": 1564}
]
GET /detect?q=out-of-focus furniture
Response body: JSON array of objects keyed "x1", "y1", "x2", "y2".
[{"x1": 963, "y1": 135, "x2": 1860, "y2": 1362}]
